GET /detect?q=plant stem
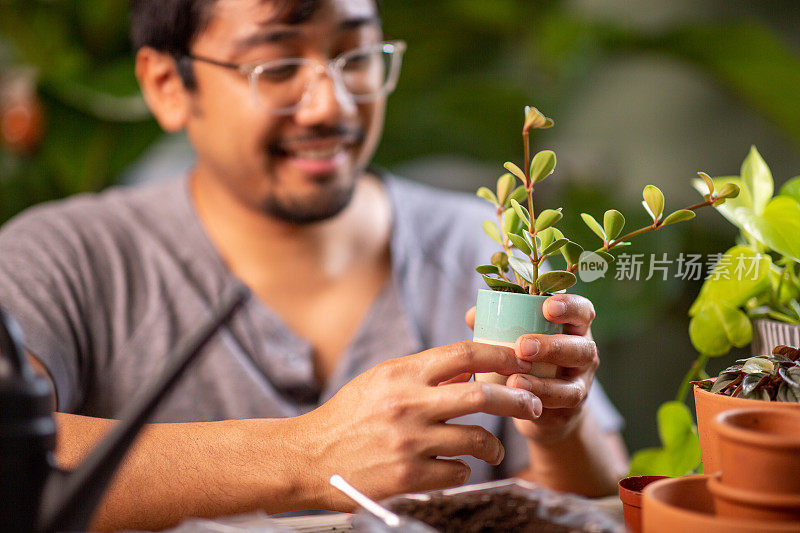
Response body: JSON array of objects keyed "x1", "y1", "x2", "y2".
[
  {"x1": 773, "y1": 265, "x2": 788, "y2": 311},
  {"x1": 603, "y1": 225, "x2": 656, "y2": 251},
  {"x1": 766, "y1": 310, "x2": 800, "y2": 324},
  {"x1": 676, "y1": 352, "x2": 710, "y2": 403},
  {"x1": 603, "y1": 198, "x2": 717, "y2": 251},
  {"x1": 523, "y1": 129, "x2": 539, "y2": 294},
  {"x1": 685, "y1": 199, "x2": 715, "y2": 212},
  {"x1": 497, "y1": 209, "x2": 523, "y2": 287}
]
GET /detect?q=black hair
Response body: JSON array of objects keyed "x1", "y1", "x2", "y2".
[{"x1": 129, "y1": 0, "x2": 326, "y2": 89}]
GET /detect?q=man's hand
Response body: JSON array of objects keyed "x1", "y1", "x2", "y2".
[
  {"x1": 511, "y1": 294, "x2": 598, "y2": 444},
  {"x1": 297, "y1": 341, "x2": 544, "y2": 510},
  {"x1": 467, "y1": 294, "x2": 628, "y2": 496},
  {"x1": 465, "y1": 294, "x2": 598, "y2": 444}
]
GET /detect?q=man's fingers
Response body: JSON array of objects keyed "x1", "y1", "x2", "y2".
[
  {"x1": 437, "y1": 372, "x2": 473, "y2": 386},
  {"x1": 514, "y1": 334, "x2": 598, "y2": 369},
  {"x1": 424, "y1": 381, "x2": 542, "y2": 421},
  {"x1": 465, "y1": 306, "x2": 476, "y2": 329},
  {"x1": 543, "y1": 294, "x2": 595, "y2": 336},
  {"x1": 417, "y1": 341, "x2": 532, "y2": 385},
  {"x1": 422, "y1": 424, "x2": 505, "y2": 465},
  {"x1": 507, "y1": 373, "x2": 589, "y2": 409},
  {"x1": 414, "y1": 458, "x2": 472, "y2": 492}
]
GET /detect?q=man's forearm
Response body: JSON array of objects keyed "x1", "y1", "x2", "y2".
[
  {"x1": 54, "y1": 413, "x2": 317, "y2": 531},
  {"x1": 515, "y1": 412, "x2": 629, "y2": 497}
]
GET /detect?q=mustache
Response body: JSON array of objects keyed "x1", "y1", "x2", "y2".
[{"x1": 274, "y1": 125, "x2": 364, "y2": 148}]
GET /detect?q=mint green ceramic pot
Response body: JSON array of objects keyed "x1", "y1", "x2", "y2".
[{"x1": 473, "y1": 289, "x2": 563, "y2": 384}]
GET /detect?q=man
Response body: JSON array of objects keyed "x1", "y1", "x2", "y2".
[{"x1": 0, "y1": 0, "x2": 628, "y2": 529}]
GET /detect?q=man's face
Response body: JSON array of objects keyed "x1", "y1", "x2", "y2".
[{"x1": 185, "y1": 0, "x2": 386, "y2": 223}]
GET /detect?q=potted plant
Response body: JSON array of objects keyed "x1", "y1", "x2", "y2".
[
  {"x1": 472, "y1": 106, "x2": 738, "y2": 384},
  {"x1": 630, "y1": 148, "x2": 800, "y2": 478},
  {"x1": 687, "y1": 146, "x2": 800, "y2": 374}
]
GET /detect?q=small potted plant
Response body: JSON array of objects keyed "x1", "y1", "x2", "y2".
[
  {"x1": 690, "y1": 345, "x2": 800, "y2": 474},
  {"x1": 472, "y1": 106, "x2": 738, "y2": 384},
  {"x1": 630, "y1": 149, "x2": 800, "y2": 478},
  {"x1": 687, "y1": 146, "x2": 800, "y2": 371}
]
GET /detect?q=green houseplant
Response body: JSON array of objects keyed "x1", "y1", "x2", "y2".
[
  {"x1": 630, "y1": 148, "x2": 800, "y2": 477},
  {"x1": 472, "y1": 106, "x2": 738, "y2": 384}
]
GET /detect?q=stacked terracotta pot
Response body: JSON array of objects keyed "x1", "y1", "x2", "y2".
[
  {"x1": 639, "y1": 408, "x2": 800, "y2": 533},
  {"x1": 707, "y1": 408, "x2": 800, "y2": 521}
]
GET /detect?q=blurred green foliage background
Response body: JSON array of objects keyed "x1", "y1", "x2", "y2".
[{"x1": 2, "y1": 0, "x2": 800, "y2": 454}]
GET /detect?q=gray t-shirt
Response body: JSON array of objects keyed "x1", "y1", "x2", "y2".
[{"x1": 0, "y1": 173, "x2": 622, "y2": 482}]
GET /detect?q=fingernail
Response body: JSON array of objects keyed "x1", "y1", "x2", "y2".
[
  {"x1": 520, "y1": 338, "x2": 540, "y2": 359},
  {"x1": 496, "y1": 443, "x2": 505, "y2": 465},
  {"x1": 531, "y1": 396, "x2": 543, "y2": 418},
  {"x1": 548, "y1": 300, "x2": 566, "y2": 317},
  {"x1": 514, "y1": 375, "x2": 533, "y2": 391}
]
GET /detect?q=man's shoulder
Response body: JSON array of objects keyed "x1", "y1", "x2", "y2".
[
  {"x1": 384, "y1": 174, "x2": 497, "y2": 270},
  {"x1": 1, "y1": 177, "x2": 187, "y2": 242},
  {"x1": 386, "y1": 175, "x2": 487, "y2": 219}
]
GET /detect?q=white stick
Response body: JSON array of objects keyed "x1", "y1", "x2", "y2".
[{"x1": 329, "y1": 474, "x2": 401, "y2": 527}]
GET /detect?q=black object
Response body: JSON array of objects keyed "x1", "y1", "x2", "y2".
[{"x1": 0, "y1": 286, "x2": 249, "y2": 532}]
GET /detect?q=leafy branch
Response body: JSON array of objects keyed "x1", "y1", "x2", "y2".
[{"x1": 477, "y1": 106, "x2": 740, "y2": 296}]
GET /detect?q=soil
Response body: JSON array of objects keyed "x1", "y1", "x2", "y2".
[{"x1": 390, "y1": 491, "x2": 618, "y2": 532}]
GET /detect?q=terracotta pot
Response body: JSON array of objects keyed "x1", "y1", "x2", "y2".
[
  {"x1": 472, "y1": 290, "x2": 561, "y2": 384},
  {"x1": 641, "y1": 475, "x2": 800, "y2": 533},
  {"x1": 693, "y1": 385, "x2": 800, "y2": 475},
  {"x1": 618, "y1": 476, "x2": 668, "y2": 533},
  {"x1": 708, "y1": 473, "x2": 800, "y2": 522},
  {"x1": 713, "y1": 408, "x2": 800, "y2": 493}
]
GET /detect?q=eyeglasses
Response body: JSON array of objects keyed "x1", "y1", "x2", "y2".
[{"x1": 185, "y1": 40, "x2": 406, "y2": 115}]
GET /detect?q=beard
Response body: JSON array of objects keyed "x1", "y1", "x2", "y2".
[{"x1": 260, "y1": 179, "x2": 356, "y2": 224}]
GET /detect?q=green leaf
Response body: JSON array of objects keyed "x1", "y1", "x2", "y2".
[
  {"x1": 477, "y1": 187, "x2": 498, "y2": 205},
  {"x1": 661, "y1": 209, "x2": 696, "y2": 227},
  {"x1": 503, "y1": 207, "x2": 522, "y2": 235},
  {"x1": 534, "y1": 208, "x2": 563, "y2": 232},
  {"x1": 541, "y1": 238, "x2": 568, "y2": 257},
  {"x1": 482, "y1": 220, "x2": 503, "y2": 245},
  {"x1": 580, "y1": 213, "x2": 606, "y2": 240},
  {"x1": 689, "y1": 245, "x2": 772, "y2": 314},
  {"x1": 504, "y1": 161, "x2": 527, "y2": 184},
  {"x1": 536, "y1": 270, "x2": 577, "y2": 293},
  {"x1": 658, "y1": 402, "x2": 696, "y2": 451},
  {"x1": 737, "y1": 196, "x2": 800, "y2": 262},
  {"x1": 717, "y1": 183, "x2": 740, "y2": 199},
  {"x1": 476, "y1": 264, "x2": 500, "y2": 275},
  {"x1": 511, "y1": 199, "x2": 531, "y2": 228},
  {"x1": 698, "y1": 171, "x2": 715, "y2": 195},
  {"x1": 507, "y1": 185, "x2": 528, "y2": 207},
  {"x1": 741, "y1": 357, "x2": 773, "y2": 374},
  {"x1": 530, "y1": 150, "x2": 557, "y2": 184},
  {"x1": 596, "y1": 251, "x2": 615, "y2": 263},
  {"x1": 741, "y1": 145, "x2": 773, "y2": 215},
  {"x1": 689, "y1": 302, "x2": 752, "y2": 356},
  {"x1": 508, "y1": 233, "x2": 532, "y2": 256},
  {"x1": 562, "y1": 241, "x2": 583, "y2": 266},
  {"x1": 481, "y1": 275, "x2": 526, "y2": 293},
  {"x1": 603, "y1": 209, "x2": 625, "y2": 240},
  {"x1": 491, "y1": 252, "x2": 509, "y2": 270},
  {"x1": 629, "y1": 402, "x2": 701, "y2": 477},
  {"x1": 508, "y1": 256, "x2": 535, "y2": 284},
  {"x1": 496, "y1": 173, "x2": 516, "y2": 206},
  {"x1": 779, "y1": 176, "x2": 800, "y2": 204},
  {"x1": 692, "y1": 176, "x2": 753, "y2": 233},
  {"x1": 643, "y1": 185, "x2": 665, "y2": 222},
  {"x1": 538, "y1": 227, "x2": 555, "y2": 250}
]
